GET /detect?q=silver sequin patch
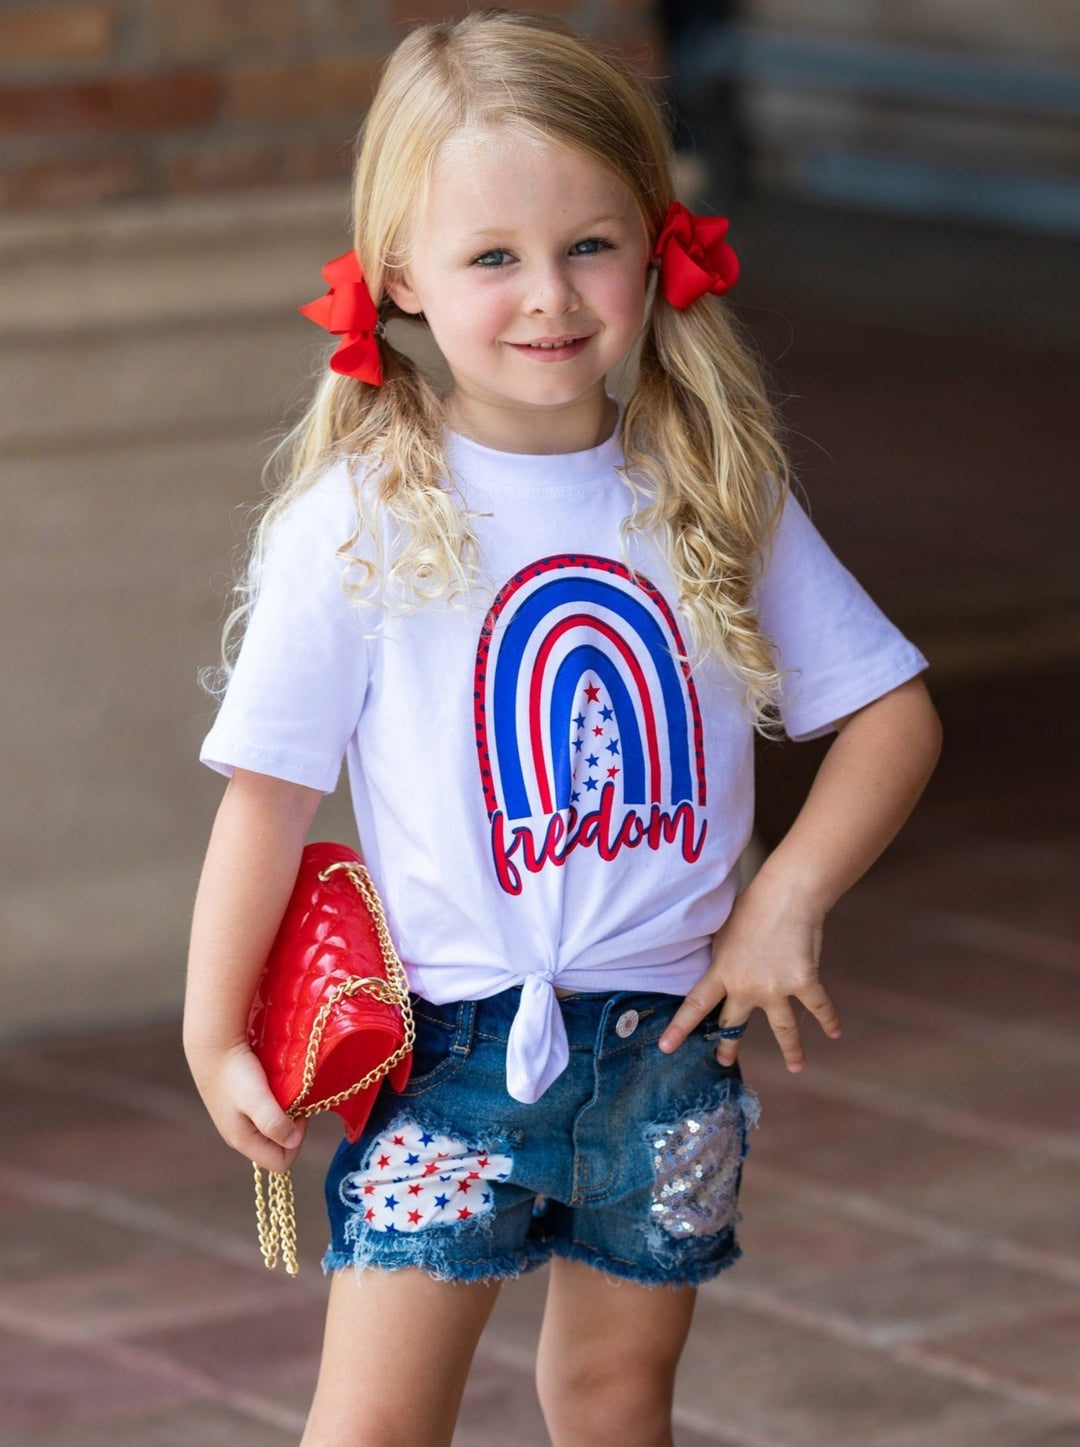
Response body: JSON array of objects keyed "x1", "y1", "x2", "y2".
[{"x1": 648, "y1": 1095, "x2": 747, "y2": 1238}]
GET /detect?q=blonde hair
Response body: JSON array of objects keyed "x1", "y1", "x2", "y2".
[{"x1": 223, "y1": 8, "x2": 790, "y2": 728}]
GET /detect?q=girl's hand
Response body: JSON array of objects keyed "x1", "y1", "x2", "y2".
[
  {"x1": 184, "y1": 769, "x2": 323, "y2": 1171},
  {"x1": 186, "y1": 1039, "x2": 308, "y2": 1173},
  {"x1": 657, "y1": 879, "x2": 842, "y2": 1071},
  {"x1": 654, "y1": 680, "x2": 941, "y2": 1071}
]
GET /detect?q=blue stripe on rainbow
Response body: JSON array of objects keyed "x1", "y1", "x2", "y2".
[
  {"x1": 474, "y1": 556, "x2": 706, "y2": 823},
  {"x1": 549, "y1": 647, "x2": 645, "y2": 809}
]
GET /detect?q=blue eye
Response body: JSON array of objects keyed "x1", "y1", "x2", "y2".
[{"x1": 471, "y1": 237, "x2": 615, "y2": 268}]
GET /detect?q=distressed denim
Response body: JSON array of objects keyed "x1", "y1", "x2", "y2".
[{"x1": 323, "y1": 985, "x2": 759, "y2": 1287}]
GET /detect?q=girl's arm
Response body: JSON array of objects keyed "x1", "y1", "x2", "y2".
[
  {"x1": 659, "y1": 674, "x2": 943, "y2": 1070},
  {"x1": 184, "y1": 767, "x2": 323, "y2": 1171}
]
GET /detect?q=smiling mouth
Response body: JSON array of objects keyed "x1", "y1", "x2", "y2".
[{"x1": 512, "y1": 336, "x2": 589, "y2": 349}]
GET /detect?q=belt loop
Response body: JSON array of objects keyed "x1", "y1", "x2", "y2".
[
  {"x1": 453, "y1": 999, "x2": 477, "y2": 1054},
  {"x1": 595, "y1": 991, "x2": 618, "y2": 1057}
]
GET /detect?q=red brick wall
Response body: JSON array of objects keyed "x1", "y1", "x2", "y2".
[{"x1": 0, "y1": 0, "x2": 662, "y2": 209}]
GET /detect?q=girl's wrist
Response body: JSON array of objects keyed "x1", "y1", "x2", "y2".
[
  {"x1": 182, "y1": 1028, "x2": 250, "y2": 1062},
  {"x1": 742, "y1": 854, "x2": 832, "y2": 920}
]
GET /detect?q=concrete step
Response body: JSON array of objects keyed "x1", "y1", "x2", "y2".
[{"x1": 0, "y1": 185, "x2": 347, "y2": 337}]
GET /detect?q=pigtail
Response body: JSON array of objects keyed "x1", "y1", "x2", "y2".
[
  {"x1": 333, "y1": 322, "x2": 480, "y2": 614},
  {"x1": 213, "y1": 318, "x2": 480, "y2": 688},
  {"x1": 620, "y1": 288, "x2": 790, "y2": 731}
]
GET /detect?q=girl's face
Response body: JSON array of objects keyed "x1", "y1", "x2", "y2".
[{"x1": 386, "y1": 128, "x2": 651, "y2": 454}]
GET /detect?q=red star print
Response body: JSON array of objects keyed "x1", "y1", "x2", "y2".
[
  {"x1": 408, "y1": 1209, "x2": 422, "y2": 1224},
  {"x1": 583, "y1": 683, "x2": 600, "y2": 702},
  {"x1": 467, "y1": 1171, "x2": 481, "y2": 1180},
  {"x1": 593, "y1": 724, "x2": 604, "y2": 736},
  {"x1": 476, "y1": 1156, "x2": 489, "y2": 1168},
  {"x1": 458, "y1": 1207, "x2": 472, "y2": 1221},
  {"x1": 607, "y1": 766, "x2": 619, "y2": 778},
  {"x1": 423, "y1": 1162, "x2": 440, "y2": 1176},
  {"x1": 364, "y1": 1208, "x2": 375, "y2": 1222},
  {"x1": 408, "y1": 1183, "x2": 422, "y2": 1196},
  {"x1": 377, "y1": 1154, "x2": 391, "y2": 1170},
  {"x1": 392, "y1": 1135, "x2": 405, "y2": 1146},
  {"x1": 457, "y1": 1180, "x2": 472, "y2": 1193},
  {"x1": 363, "y1": 1184, "x2": 375, "y2": 1195}
]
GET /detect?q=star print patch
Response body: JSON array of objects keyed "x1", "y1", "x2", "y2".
[{"x1": 340, "y1": 1122, "x2": 513, "y2": 1233}]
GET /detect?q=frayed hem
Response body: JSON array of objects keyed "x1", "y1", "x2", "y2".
[
  {"x1": 364, "y1": 1103, "x2": 523, "y2": 1162},
  {"x1": 546, "y1": 1234, "x2": 743, "y2": 1289},
  {"x1": 736, "y1": 1080, "x2": 762, "y2": 1133},
  {"x1": 321, "y1": 1236, "x2": 551, "y2": 1285}
]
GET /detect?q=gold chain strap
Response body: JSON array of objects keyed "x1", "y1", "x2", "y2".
[
  {"x1": 253, "y1": 1160, "x2": 298, "y2": 1275},
  {"x1": 253, "y1": 859, "x2": 415, "y2": 1275}
]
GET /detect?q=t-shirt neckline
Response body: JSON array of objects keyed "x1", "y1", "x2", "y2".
[{"x1": 444, "y1": 397, "x2": 624, "y2": 491}]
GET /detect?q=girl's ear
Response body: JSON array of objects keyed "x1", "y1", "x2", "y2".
[{"x1": 385, "y1": 270, "x2": 424, "y2": 317}]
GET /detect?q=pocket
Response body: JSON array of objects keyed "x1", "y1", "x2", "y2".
[{"x1": 398, "y1": 999, "x2": 474, "y2": 1096}]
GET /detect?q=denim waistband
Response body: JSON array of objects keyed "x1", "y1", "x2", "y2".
[{"x1": 412, "y1": 984, "x2": 704, "y2": 1061}]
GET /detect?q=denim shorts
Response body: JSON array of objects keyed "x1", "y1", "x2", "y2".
[{"x1": 323, "y1": 985, "x2": 760, "y2": 1289}]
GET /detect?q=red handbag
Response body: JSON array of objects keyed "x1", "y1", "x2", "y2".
[{"x1": 246, "y1": 841, "x2": 414, "y2": 1274}]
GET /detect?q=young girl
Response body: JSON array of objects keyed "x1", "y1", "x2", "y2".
[{"x1": 184, "y1": 11, "x2": 942, "y2": 1446}]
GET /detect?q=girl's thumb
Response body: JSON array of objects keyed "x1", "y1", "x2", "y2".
[{"x1": 263, "y1": 1111, "x2": 304, "y2": 1148}]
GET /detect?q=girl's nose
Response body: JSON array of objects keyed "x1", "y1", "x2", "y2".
[{"x1": 524, "y1": 262, "x2": 580, "y2": 317}]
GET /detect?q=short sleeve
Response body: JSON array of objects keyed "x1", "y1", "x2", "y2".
[
  {"x1": 199, "y1": 462, "x2": 373, "y2": 792},
  {"x1": 757, "y1": 490, "x2": 928, "y2": 742}
]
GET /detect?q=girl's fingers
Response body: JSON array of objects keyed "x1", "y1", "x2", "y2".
[
  {"x1": 716, "y1": 986, "x2": 842, "y2": 1070},
  {"x1": 658, "y1": 970, "x2": 842, "y2": 1067},
  {"x1": 713, "y1": 1010, "x2": 751, "y2": 1066},
  {"x1": 256, "y1": 1107, "x2": 305, "y2": 1150},
  {"x1": 234, "y1": 1113, "x2": 307, "y2": 1173},
  {"x1": 247, "y1": 1139, "x2": 297, "y2": 1173},
  {"x1": 233, "y1": 1055, "x2": 304, "y2": 1148},
  {"x1": 658, "y1": 981, "x2": 727, "y2": 1053},
  {"x1": 799, "y1": 980, "x2": 843, "y2": 1039},
  {"x1": 765, "y1": 1001, "x2": 806, "y2": 1072}
]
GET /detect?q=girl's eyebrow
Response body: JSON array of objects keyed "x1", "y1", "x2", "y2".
[{"x1": 464, "y1": 213, "x2": 626, "y2": 240}]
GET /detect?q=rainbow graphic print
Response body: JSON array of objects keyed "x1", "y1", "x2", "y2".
[{"x1": 474, "y1": 555, "x2": 707, "y2": 895}]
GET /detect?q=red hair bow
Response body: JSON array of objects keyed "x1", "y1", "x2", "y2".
[
  {"x1": 651, "y1": 201, "x2": 739, "y2": 309},
  {"x1": 299, "y1": 250, "x2": 384, "y2": 386}
]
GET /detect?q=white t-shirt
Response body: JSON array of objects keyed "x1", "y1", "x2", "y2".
[{"x1": 202, "y1": 408, "x2": 927, "y2": 1102}]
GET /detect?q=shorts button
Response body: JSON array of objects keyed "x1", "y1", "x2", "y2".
[{"x1": 615, "y1": 1009, "x2": 639, "y2": 1039}]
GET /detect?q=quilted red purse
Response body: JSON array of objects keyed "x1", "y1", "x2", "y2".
[{"x1": 247, "y1": 841, "x2": 414, "y2": 1274}]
